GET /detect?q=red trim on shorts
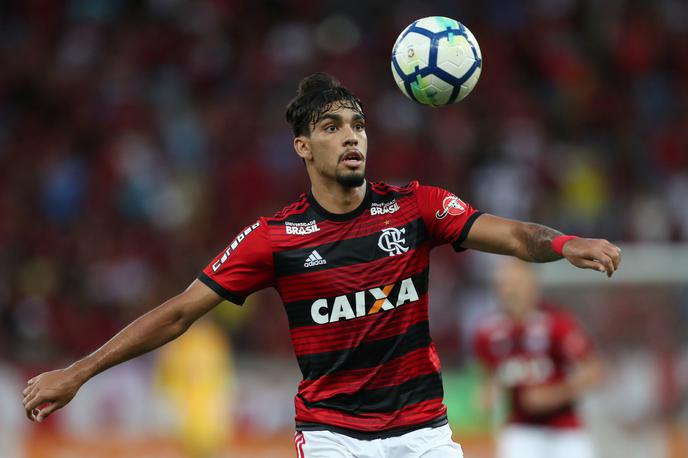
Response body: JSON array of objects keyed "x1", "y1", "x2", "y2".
[{"x1": 294, "y1": 431, "x2": 305, "y2": 458}]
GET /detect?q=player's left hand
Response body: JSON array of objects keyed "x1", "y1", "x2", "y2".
[{"x1": 561, "y1": 238, "x2": 621, "y2": 277}]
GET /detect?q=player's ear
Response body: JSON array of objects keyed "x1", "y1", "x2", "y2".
[{"x1": 294, "y1": 136, "x2": 312, "y2": 161}]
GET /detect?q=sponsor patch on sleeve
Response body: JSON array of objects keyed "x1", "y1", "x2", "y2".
[
  {"x1": 212, "y1": 221, "x2": 260, "y2": 271},
  {"x1": 435, "y1": 195, "x2": 466, "y2": 219}
]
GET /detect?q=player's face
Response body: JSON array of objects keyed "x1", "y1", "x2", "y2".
[
  {"x1": 494, "y1": 259, "x2": 540, "y2": 319},
  {"x1": 297, "y1": 105, "x2": 368, "y2": 188}
]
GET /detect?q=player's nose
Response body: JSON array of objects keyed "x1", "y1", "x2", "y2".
[{"x1": 342, "y1": 125, "x2": 359, "y2": 146}]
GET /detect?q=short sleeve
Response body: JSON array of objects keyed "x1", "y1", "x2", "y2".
[
  {"x1": 554, "y1": 312, "x2": 593, "y2": 362},
  {"x1": 473, "y1": 326, "x2": 498, "y2": 369},
  {"x1": 415, "y1": 185, "x2": 482, "y2": 250},
  {"x1": 198, "y1": 219, "x2": 274, "y2": 305}
]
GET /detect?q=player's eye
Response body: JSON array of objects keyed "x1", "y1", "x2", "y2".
[
  {"x1": 354, "y1": 123, "x2": 365, "y2": 131},
  {"x1": 324, "y1": 125, "x2": 337, "y2": 133}
]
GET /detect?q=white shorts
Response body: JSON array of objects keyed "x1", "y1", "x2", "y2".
[
  {"x1": 497, "y1": 424, "x2": 595, "y2": 458},
  {"x1": 294, "y1": 424, "x2": 463, "y2": 458}
]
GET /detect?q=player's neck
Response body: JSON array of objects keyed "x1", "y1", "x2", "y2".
[{"x1": 309, "y1": 179, "x2": 367, "y2": 214}]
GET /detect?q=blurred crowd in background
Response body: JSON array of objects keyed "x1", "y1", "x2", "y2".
[{"x1": 1, "y1": 0, "x2": 687, "y2": 457}]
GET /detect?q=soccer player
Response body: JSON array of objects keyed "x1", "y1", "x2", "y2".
[
  {"x1": 474, "y1": 258, "x2": 602, "y2": 458},
  {"x1": 22, "y1": 73, "x2": 621, "y2": 457}
]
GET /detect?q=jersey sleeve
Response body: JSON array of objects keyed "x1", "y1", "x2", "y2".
[
  {"x1": 415, "y1": 184, "x2": 482, "y2": 251},
  {"x1": 554, "y1": 312, "x2": 593, "y2": 363},
  {"x1": 198, "y1": 219, "x2": 274, "y2": 305},
  {"x1": 473, "y1": 326, "x2": 498, "y2": 369}
]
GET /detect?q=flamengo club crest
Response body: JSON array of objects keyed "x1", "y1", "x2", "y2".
[
  {"x1": 435, "y1": 195, "x2": 466, "y2": 219},
  {"x1": 378, "y1": 227, "x2": 409, "y2": 256}
]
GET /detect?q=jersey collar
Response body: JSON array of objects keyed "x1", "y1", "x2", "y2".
[{"x1": 307, "y1": 182, "x2": 371, "y2": 222}]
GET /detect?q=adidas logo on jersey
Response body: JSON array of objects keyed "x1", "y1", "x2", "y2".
[{"x1": 304, "y1": 250, "x2": 327, "y2": 268}]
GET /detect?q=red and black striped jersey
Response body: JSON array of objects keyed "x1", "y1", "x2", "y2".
[
  {"x1": 474, "y1": 304, "x2": 593, "y2": 428},
  {"x1": 199, "y1": 181, "x2": 482, "y2": 438}
]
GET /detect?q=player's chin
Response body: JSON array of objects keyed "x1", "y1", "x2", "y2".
[{"x1": 335, "y1": 169, "x2": 365, "y2": 188}]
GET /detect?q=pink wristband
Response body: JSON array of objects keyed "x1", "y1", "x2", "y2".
[{"x1": 551, "y1": 235, "x2": 578, "y2": 256}]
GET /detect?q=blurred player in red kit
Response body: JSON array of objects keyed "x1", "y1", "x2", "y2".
[
  {"x1": 474, "y1": 258, "x2": 602, "y2": 458},
  {"x1": 22, "y1": 73, "x2": 620, "y2": 457}
]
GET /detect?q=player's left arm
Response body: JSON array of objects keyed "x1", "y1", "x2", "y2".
[{"x1": 461, "y1": 214, "x2": 622, "y2": 277}]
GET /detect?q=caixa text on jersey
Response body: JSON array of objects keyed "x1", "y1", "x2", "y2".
[{"x1": 311, "y1": 277, "x2": 419, "y2": 324}]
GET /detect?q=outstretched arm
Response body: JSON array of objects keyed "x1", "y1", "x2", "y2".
[
  {"x1": 22, "y1": 279, "x2": 222, "y2": 422},
  {"x1": 461, "y1": 214, "x2": 621, "y2": 276}
]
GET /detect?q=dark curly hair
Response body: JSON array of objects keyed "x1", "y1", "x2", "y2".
[{"x1": 285, "y1": 73, "x2": 364, "y2": 137}]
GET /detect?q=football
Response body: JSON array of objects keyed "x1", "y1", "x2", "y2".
[{"x1": 391, "y1": 16, "x2": 482, "y2": 107}]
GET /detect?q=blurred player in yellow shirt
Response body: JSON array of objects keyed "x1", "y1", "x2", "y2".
[{"x1": 154, "y1": 317, "x2": 234, "y2": 458}]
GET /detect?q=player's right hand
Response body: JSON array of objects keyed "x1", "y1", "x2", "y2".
[{"x1": 22, "y1": 368, "x2": 82, "y2": 422}]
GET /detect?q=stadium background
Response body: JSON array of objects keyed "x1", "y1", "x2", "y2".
[{"x1": 1, "y1": 0, "x2": 687, "y2": 457}]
